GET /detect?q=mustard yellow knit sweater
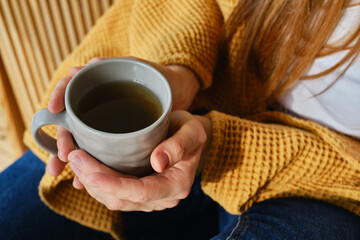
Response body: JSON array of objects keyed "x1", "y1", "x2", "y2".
[{"x1": 23, "y1": 0, "x2": 360, "y2": 239}]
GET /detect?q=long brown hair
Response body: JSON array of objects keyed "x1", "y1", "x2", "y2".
[{"x1": 224, "y1": 0, "x2": 360, "y2": 108}]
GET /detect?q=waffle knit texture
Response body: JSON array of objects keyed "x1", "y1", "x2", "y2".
[{"x1": 23, "y1": 0, "x2": 360, "y2": 239}]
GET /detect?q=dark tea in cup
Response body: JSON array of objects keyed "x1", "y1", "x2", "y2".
[{"x1": 76, "y1": 81, "x2": 162, "y2": 133}]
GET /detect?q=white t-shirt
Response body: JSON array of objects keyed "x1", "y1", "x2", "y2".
[{"x1": 279, "y1": 4, "x2": 360, "y2": 139}]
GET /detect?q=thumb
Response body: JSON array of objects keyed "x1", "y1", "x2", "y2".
[{"x1": 150, "y1": 116, "x2": 207, "y2": 173}]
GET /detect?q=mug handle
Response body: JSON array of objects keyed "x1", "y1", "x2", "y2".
[{"x1": 31, "y1": 109, "x2": 70, "y2": 156}]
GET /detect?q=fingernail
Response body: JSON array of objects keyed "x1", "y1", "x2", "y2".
[
  {"x1": 157, "y1": 151, "x2": 169, "y2": 171},
  {"x1": 46, "y1": 165, "x2": 56, "y2": 177},
  {"x1": 68, "y1": 156, "x2": 82, "y2": 167},
  {"x1": 69, "y1": 163, "x2": 82, "y2": 176}
]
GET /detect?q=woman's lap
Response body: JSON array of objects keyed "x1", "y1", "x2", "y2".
[{"x1": 1, "y1": 151, "x2": 359, "y2": 240}]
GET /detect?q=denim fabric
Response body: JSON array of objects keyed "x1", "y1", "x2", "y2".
[
  {"x1": 1, "y1": 151, "x2": 359, "y2": 240},
  {"x1": 0, "y1": 151, "x2": 112, "y2": 240},
  {"x1": 212, "y1": 198, "x2": 360, "y2": 240}
]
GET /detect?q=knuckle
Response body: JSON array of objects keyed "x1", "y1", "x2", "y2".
[
  {"x1": 172, "y1": 140, "x2": 185, "y2": 161},
  {"x1": 56, "y1": 143, "x2": 67, "y2": 162},
  {"x1": 177, "y1": 189, "x2": 191, "y2": 200},
  {"x1": 57, "y1": 151, "x2": 66, "y2": 162},
  {"x1": 198, "y1": 127, "x2": 207, "y2": 144},
  {"x1": 84, "y1": 174, "x2": 102, "y2": 186},
  {"x1": 161, "y1": 200, "x2": 180, "y2": 210},
  {"x1": 57, "y1": 76, "x2": 70, "y2": 89},
  {"x1": 175, "y1": 181, "x2": 192, "y2": 200},
  {"x1": 134, "y1": 191, "x2": 152, "y2": 203},
  {"x1": 191, "y1": 119, "x2": 207, "y2": 144},
  {"x1": 106, "y1": 200, "x2": 123, "y2": 211},
  {"x1": 84, "y1": 175, "x2": 96, "y2": 185},
  {"x1": 81, "y1": 174, "x2": 98, "y2": 188},
  {"x1": 168, "y1": 199, "x2": 180, "y2": 208},
  {"x1": 91, "y1": 57, "x2": 104, "y2": 61},
  {"x1": 58, "y1": 76, "x2": 68, "y2": 85},
  {"x1": 153, "y1": 200, "x2": 180, "y2": 211},
  {"x1": 142, "y1": 207, "x2": 155, "y2": 213}
]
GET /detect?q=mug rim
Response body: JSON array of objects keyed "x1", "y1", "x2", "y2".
[{"x1": 64, "y1": 58, "x2": 172, "y2": 138}]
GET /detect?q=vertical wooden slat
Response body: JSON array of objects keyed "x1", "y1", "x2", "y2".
[
  {"x1": 100, "y1": 0, "x2": 111, "y2": 12},
  {"x1": 0, "y1": 57, "x2": 27, "y2": 156},
  {"x1": 10, "y1": 0, "x2": 45, "y2": 96},
  {"x1": 0, "y1": 10, "x2": 34, "y2": 124},
  {"x1": 29, "y1": 0, "x2": 56, "y2": 78},
  {"x1": 49, "y1": 0, "x2": 70, "y2": 59},
  {"x1": 0, "y1": 0, "x2": 115, "y2": 157},
  {"x1": 39, "y1": 0, "x2": 62, "y2": 66},
  {"x1": 0, "y1": 0, "x2": 39, "y2": 109},
  {"x1": 70, "y1": 0, "x2": 86, "y2": 41},
  {"x1": 81, "y1": 0, "x2": 93, "y2": 32},
  {"x1": 19, "y1": 0, "x2": 49, "y2": 92},
  {"x1": 90, "y1": 0, "x2": 101, "y2": 21},
  {"x1": 59, "y1": 0, "x2": 78, "y2": 50}
]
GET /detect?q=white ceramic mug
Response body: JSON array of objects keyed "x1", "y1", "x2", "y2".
[{"x1": 31, "y1": 58, "x2": 172, "y2": 176}]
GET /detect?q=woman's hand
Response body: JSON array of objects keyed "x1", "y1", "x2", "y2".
[
  {"x1": 65, "y1": 111, "x2": 211, "y2": 211},
  {"x1": 47, "y1": 57, "x2": 109, "y2": 178},
  {"x1": 47, "y1": 57, "x2": 201, "y2": 182}
]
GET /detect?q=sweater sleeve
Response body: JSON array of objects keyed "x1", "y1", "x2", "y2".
[
  {"x1": 202, "y1": 110, "x2": 360, "y2": 216},
  {"x1": 129, "y1": 0, "x2": 223, "y2": 88}
]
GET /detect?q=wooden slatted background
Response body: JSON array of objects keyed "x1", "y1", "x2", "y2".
[{"x1": 0, "y1": 0, "x2": 115, "y2": 169}]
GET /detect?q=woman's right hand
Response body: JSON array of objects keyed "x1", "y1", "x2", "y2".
[
  {"x1": 46, "y1": 57, "x2": 201, "y2": 186},
  {"x1": 46, "y1": 57, "x2": 109, "y2": 180}
]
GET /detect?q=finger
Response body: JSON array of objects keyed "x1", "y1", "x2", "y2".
[
  {"x1": 113, "y1": 199, "x2": 179, "y2": 212},
  {"x1": 84, "y1": 184, "x2": 179, "y2": 212},
  {"x1": 82, "y1": 184, "x2": 116, "y2": 208},
  {"x1": 83, "y1": 171, "x2": 191, "y2": 202},
  {"x1": 151, "y1": 112, "x2": 207, "y2": 173},
  {"x1": 85, "y1": 180, "x2": 180, "y2": 212},
  {"x1": 83, "y1": 185, "x2": 127, "y2": 211},
  {"x1": 48, "y1": 76, "x2": 71, "y2": 113},
  {"x1": 72, "y1": 175, "x2": 85, "y2": 189},
  {"x1": 85, "y1": 57, "x2": 109, "y2": 66},
  {"x1": 56, "y1": 126, "x2": 76, "y2": 162},
  {"x1": 85, "y1": 185, "x2": 155, "y2": 212},
  {"x1": 67, "y1": 149, "x2": 126, "y2": 178},
  {"x1": 47, "y1": 155, "x2": 67, "y2": 177},
  {"x1": 121, "y1": 56, "x2": 174, "y2": 80},
  {"x1": 69, "y1": 66, "x2": 84, "y2": 77},
  {"x1": 81, "y1": 183, "x2": 132, "y2": 211}
]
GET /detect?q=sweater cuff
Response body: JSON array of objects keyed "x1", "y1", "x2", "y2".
[{"x1": 201, "y1": 110, "x2": 227, "y2": 186}]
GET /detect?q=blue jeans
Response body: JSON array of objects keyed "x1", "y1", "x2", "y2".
[
  {"x1": 1, "y1": 151, "x2": 359, "y2": 240},
  {"x1": 214, "y1": 199, "x2": 360, "y2": 240},
  {"x1": 0, "y1": 151, "x2": 112, "y2": 240}
]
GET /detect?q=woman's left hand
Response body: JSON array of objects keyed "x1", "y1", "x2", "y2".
[{"x1": 67, "y1": 111, "x2": 212, "y2": 212}]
